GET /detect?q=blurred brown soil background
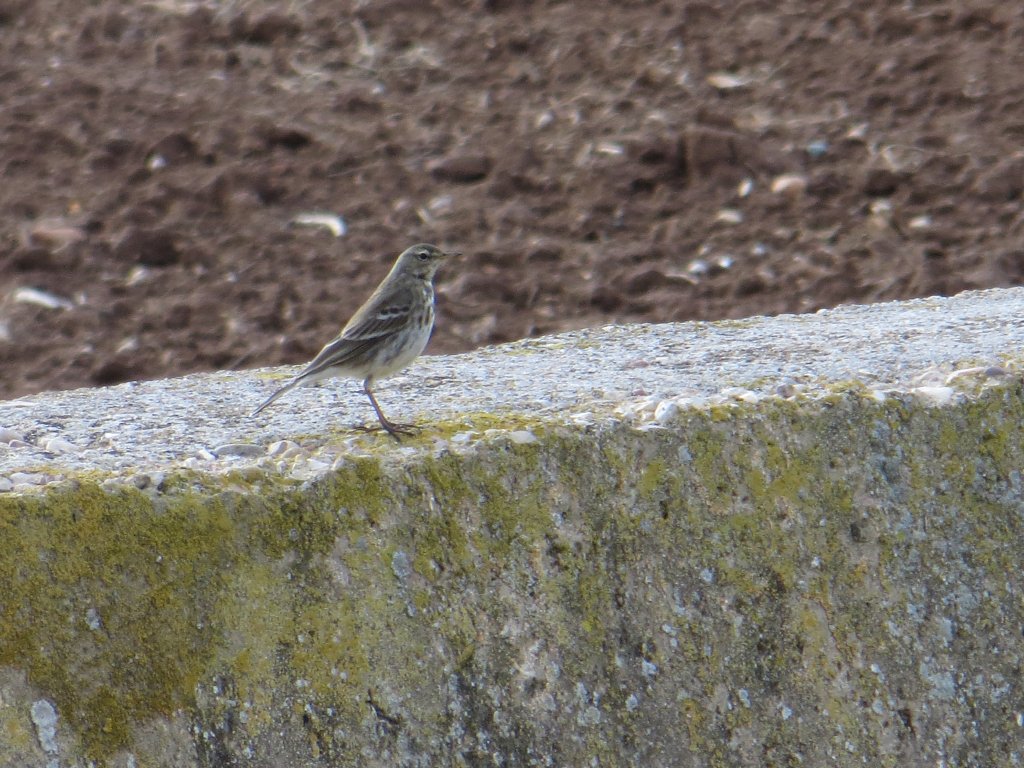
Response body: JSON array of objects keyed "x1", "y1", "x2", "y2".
[{"x1": 2, "y1": 0, "x2": 1023, "y2": 398}]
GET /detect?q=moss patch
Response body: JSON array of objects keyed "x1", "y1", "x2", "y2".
[{"x1": 2, "y1": 382, "x2": 1024, "y2": 765}]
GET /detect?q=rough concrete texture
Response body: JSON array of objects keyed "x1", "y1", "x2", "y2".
[{"x1": 1, "y1": 288, "x2": 1024, "y2": 767}]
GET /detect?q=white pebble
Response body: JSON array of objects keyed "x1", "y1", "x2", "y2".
[
  {"x1": 0, "y1": 477, "x2": 12, "y2": 492},
  {"x1": 719, "y1": 387, "x2": 749, "y2": 399},
  {"x1": 0, "y1": 428, "x2": 21, "y2": 443},
  {"x1": 770, "y1": 173, "x2": 808, "y2": 195},
  {"x1": 126, "y1": 265, "x2": 151, "y2": 286},
  {"x1": 450, "y1": 431, "x2": 477, "y2": 444},
  {"x1": 9, "y1": 472, "x2": 44, "y2": 485},
  {"x1": 44, "y1": 437, "x2": 80, "y2": 454},
  {"x1": 266, "y1": 439, "x2": 301, "y2": 458},
  {"x1": 654, "y1": 400, "x2": 678, "y2": 424},
  {"x1": 292, "y1": 212, "x2": 347, "y2": 238},
  {"x1": 677, "y1": 395, "x2": 708, "y2": 409},
  {"x1": 911, "y1": 386, "x2": 956, "y2": 407},
  {"x1": 707, "y1": 71, "x2": 751, "y2": 90},
  {"x1": 715, "y1": 208, "x2": 743, "y2": 224},
  {"x1": 686, "y1": 259, "x2": 709, "y2": 277},
  {"x1": 12, "y1": 286, "x2": 73, "y2": 310},
  {"x1": 507, "y1": 430, "x2": 537, "y2": 445},
  {"x1": 569, "y1": 411, "x2": 594, "y2": 426}
]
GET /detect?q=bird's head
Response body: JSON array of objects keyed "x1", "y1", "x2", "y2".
[{"x1": 398, "y1": 243, "x2": 458, "y2": 281}]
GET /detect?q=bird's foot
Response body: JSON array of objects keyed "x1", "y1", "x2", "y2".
[{"x1": 353, "y1": 420, "x2": 421, "y2": 440}]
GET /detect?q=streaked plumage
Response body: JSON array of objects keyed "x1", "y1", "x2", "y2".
[{"x1": 251, "y1": 243, "x2": 454, "y2": 436}]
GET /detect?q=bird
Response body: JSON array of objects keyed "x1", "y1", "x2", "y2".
[{"x1": 251, "y1": 243, "x2": 455, "y2": 437}]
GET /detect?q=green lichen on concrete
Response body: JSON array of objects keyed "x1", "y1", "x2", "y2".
[
  {"x1": 0, "y1": 483, "x2": 236, "y2": 760},
  {"x1": 3, "y1": 381, "x2": 1024, "y2": 766}
]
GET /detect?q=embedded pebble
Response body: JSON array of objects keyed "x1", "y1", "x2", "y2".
[
  {"x1": 686, "y1": 259, "x2": 709, "y2": 278},
  {"x1": 507, "y1": 430, "x2": 538, "y2": 445},
  {"x1": 775, "y1": 382, "x2": 799, "y2": 398},
  {"x1": 719, "y1": 387, "x2": 750, "y2": 400},
  {"x1": 770, "y1": 173, "x2": 808, "y2": 195},
  {"x1": 43, "y1": 437, "x2": 80, "y2": 454},
  {"x1": 0, "y1": 477, "x2": 12, "y2": 492},
  {"x1": 678, "y1": 395, "x2": 709, "y2": 410},
  {"x1": 291, "y1": 212, "x2": 347, "y2": 238},
  {"x1": 653, "y1": 400, "x2": 678, "y2": 424},
  {"x1": 428, "y1": 154, "x2": 493, "y2": 183},
  {"x1": 706, "y1": 71, "x2": 752, "y2": 90},
  {"x1": 715, "y1": 208, "x2": 743, "y2": 224},
  {"x1": 131, "y1": 472, "x2": 165, "y2": 491},
  {"x1": 806, "y1": 139, "x2": 829, "y2": 158},
  {"x1": 95, "y1": 432, "x2": 119, "y2": 448},
  {"x1": 0, "y1": 427, "x2": 21, "y2": 443},
  {"x1": 911, "y1": 386, "x2": 956, "y2": 407},
  {"x1": 450, "y1": 431, "x2": 477, "y2": 444},
  {"x1": 9, "y1": 471, "x2": 45, "y2": 485},
  {"x1": 569, "y1": 411, "x2": 594, "y2": 426},
  {"x1": 391, "y1": 550, "x2": 412, "y2": 581},
  {"x1": 30, "y1": 699, "x2": 59, "y2": 755},
  {"x1": 288, "y1": 458, "x2": 332, "y2": 480},
  {"x1": 267, "y1": 439, "x2": 302, "y2": 458},
  {"x1": 212, "y1": 443, "x2": 265, "y2": 458},
  {"x1": 13, "y1": 286, "x2": 73, "y2": 310}
]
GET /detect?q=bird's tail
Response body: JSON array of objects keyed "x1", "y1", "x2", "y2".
[{"x1": 250, "y1": 379, "x2": 299, "y2": 417}]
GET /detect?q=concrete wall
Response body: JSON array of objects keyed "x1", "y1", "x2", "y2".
[{"x1": 2, "y1": 288, "x2": 1023, "y2": 767}]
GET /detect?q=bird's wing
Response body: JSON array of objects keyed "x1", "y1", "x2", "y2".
[
  {"x1": 340, "y1": 283, "x2": 417, "y2": 341},
  {"x1": 291, "y1": 284, "x2": 416, "y2": 382}
]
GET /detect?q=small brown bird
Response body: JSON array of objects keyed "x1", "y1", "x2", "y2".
[{"x1": 251, "y1": 243, "x2": 455, "y2": 437}]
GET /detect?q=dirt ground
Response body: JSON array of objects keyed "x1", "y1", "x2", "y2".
[{"x1": 2, "y1": 0, "x2": 1023, "y2": 398}]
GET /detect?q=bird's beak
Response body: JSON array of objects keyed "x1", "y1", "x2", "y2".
[{"x1": 443, "y1": 250, "x2": 461, "y2": 260}]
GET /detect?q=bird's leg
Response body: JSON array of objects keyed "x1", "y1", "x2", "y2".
[{"x1": 360, "y1": 380, "x2": 419, "y2": 438}]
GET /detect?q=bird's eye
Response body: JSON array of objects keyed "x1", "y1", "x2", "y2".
[{"x1": 417, "y1": 250, "x2": 431, "y2": 261}]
